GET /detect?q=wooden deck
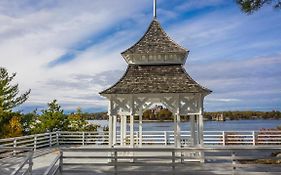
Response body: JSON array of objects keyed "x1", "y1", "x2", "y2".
[{"x1": 2, "y1": 145, "x2": 281, "y2": 175}]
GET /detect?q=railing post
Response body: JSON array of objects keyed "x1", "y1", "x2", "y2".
[
  {"x1": 222, "y1": 131, "x2": 225, "y2": 146},
  {"x1": 252, "y1": 131, "x2": 256, "y2": 145},
  {"x1": 28, "y1": 151, "x2": 33, "y2": 175},
  {"x1": 34, "y1": 135, "x2": 37, "y2": 150},
  {"x1": 232, "y1": 151, "x2": 236, "y2": 175},
  {"x1": 59, "y1": 150, "x2": 63, "y2": 172},
  {"x1": 164, "y1": 131, "x2": 167, "y2": 146},
  {"x1": 114, "y1": 149, "x2": 117, "y2": 174},
  {"x1": 172, "y1": 149, "x2": 175, "y2": 174},
  {"x1": 13, "y1": 138, "x2": 17, "y2": 156},
  {"x1": 56, "y1": 131, "x2": 59, "y2": 146},
  {"x1": 82, "y1": 132, "x2": 85, "y2": 146},
  {"x1": 49, "y1": 132, "x2": 52, "y2": 147}
]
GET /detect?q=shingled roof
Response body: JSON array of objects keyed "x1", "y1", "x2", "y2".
[
  {"x1": 121, "y1": 19, "x2": 187, "y2": 55},
  {"x1": 100, "y1": 65, "x2": 211, "y2": 95}
]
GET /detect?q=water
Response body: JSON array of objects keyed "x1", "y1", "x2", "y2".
[{"x1": 88, "y1": 119, "x2": 281, "y2": 131}]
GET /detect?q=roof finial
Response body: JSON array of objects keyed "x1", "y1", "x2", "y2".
[{"x1": 153, "y1": 0, "x2": 157, "y2": 18}]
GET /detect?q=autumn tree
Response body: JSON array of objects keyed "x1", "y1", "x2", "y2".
[
  {"x1": 236, "y1": 0, "x2": 281, "y2": 14},
  {"x1": 67, "y1": 107, "x2": 87, "y2": 131},
  {"x1": 0, "y1": 67, "x2": 31, "y2": 112},
  {"x1": 0, "y1": 111, "x2": 23, "y2": 138}
]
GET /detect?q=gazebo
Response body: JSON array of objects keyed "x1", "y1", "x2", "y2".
[{"x1": 100, "y1": 1, "x2": 211, "y2": 149}]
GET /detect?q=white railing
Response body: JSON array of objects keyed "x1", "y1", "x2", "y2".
[
  {"x1": 0, "y1": 147, "x2": 33, "y2": 175},
  {"x1": 43, "y1": 150, "x2": 62, "y2": 175},
  {"x1": 0, "y1": 132, "x2": 58, "y2": 154},
  {"x1": 59, "y1": 146, "x2": 281, "y2": 175},
  {"x1": 1, "y1": 131, "x2": 281, "y2": 151}
]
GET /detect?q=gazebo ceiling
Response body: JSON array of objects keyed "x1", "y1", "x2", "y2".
[{"x1": 99, "y1": 65, "x2": 211, "y2": 95}]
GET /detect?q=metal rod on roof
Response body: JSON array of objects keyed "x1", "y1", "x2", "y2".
[{"x1": 153, "y1": 0, "x2": 157, "y2": 18}]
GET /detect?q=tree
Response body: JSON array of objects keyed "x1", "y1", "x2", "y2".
[
  {"x1": 0, "y1": 67, "x2": 31, "y2": 112},
  {"x1": 2, "y1": 116, "x2": 23, "y2": 138},
  {"x1": 236, "y1": 0, "x2": 281, "y2": 14},
  {"x1": 67, "y1": 107, "x2": 87, "y2": 131},
  {"x1": 30, "y1": 99, "x2": 67, "y2": 133}
]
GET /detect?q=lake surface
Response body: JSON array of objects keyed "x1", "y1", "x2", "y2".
[{"x1": 88, "y1": 119, "x2": 281, "y2": 131}]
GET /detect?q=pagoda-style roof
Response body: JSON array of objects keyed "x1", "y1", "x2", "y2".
[
  {"x1": 122, "y1": 19, "x2": 187, "y2": 55},
  {"x1": 100, "y1": 65, "x2": 211, "y2": 95},
  {"x1": 121, "y1": 19, "x2": 189, "y2": 65}
]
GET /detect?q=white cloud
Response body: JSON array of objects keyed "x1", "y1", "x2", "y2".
[{"x1": 0, "y1": 0, "x2": 280, "y2": 112}]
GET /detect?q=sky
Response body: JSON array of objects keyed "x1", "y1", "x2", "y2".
[{"x1": 0, "y1": 0, "x2": 281, "y2": 113}]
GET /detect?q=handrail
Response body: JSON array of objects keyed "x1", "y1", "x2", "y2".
[
  {"x1": 60, "y1": 146, "x2": 281, "y2": 174},
  {"x1": 1, "y1": 130, "x2": 281, "y2": 151},
  {"x1": 0, "y1": 148, "x2": 34, "y2": 175},
  {"x1": 43, "y1": 151, "x2": 62, "y2": 175}
]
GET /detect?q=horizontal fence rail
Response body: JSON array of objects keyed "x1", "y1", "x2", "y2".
[
  {"x1": 1, "y1": 131, "x2": 281, "y2": 151},
  {"x1": 59, "y1": 146, "x2": 281, "y2": 175}
]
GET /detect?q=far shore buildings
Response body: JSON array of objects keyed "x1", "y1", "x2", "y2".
[{"x1": 100, "y1": 2, "x2": 211, "y2": 148}]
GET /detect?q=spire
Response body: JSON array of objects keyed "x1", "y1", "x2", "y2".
[{"x1": 153, "y1": 0, "x2": 157, "y2": 18}]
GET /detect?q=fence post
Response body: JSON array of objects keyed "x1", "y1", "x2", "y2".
[
  {"x1": 49, "y1": 132, "x2": 52, "y2": 147},
  {"x1": 34, "y1": 135, "x2": 37, "y2": 150},
  {"x1": 222, "y1": 131, "x2": 225, "y2": 146},
  {"x1": 28, "y1": 151, "x2": 33, "y2": 175},
  {"x1": 232, "y1": 151, "x2": 236, "y2": 175},
  {"x1": 56, "y1": 131, "x2": 59, "y2": 146},
  {"x1": 252, "y1": 131, "x2": 256, "y2": 146},
  {"x1": 164, "y1": 131, "x2": 168, "y2": 146},
  {"x1": 59, "y1": 150, "x2": 63, "y2": 172},
  {"x1": 82, "y1": 132, "x2": 85, "y2": 146},
  {"x1": 114, "y1": 149, "x2": 117, "y2": 175},
  {"x1": 172, "y1": 150, "x2": 175, "y2": 173},
  {"x1": 13, "y1": 138, "x2": 17, "y2": 156}
]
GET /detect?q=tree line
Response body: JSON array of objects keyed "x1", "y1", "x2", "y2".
[{"x1": 0, "y1": 67, "x2": 98, "y2": 139}]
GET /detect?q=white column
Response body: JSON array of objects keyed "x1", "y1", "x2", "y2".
[
  {"x1": 173, "y1": 114, "x2": 177, "y2": 147},
  {"x1": 108, "y1": 97, "x2": 113, "y2": 147},
  {"x1": 120, "y1": 115, "x2": 127, "y2": 146},
  {"x1": 176, "y1": 114, "x2": 181, "y2": 148},
  {"x1": 108, "y1": 115, "x2": 113, "y2": 147},
  {"x1": 196, "y1": 115, "x2": 200, "y2": 146},
  {"x1": 139, "y1": 112, "x2": 143, "y2": 147},
  {"x1": 113, "y1": 115, "x2": 117, "y2": 145},
  {"x1": 130, "y1": 115, "x2": 134, "y2": 147},
  {"x1": 198, "y1": 114, "x2": 204, "y2": 146},
  {"x1": 190, "y1": 115, "x2": 196, "y2": 146}
]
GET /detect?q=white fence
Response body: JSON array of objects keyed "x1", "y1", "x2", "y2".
[
  {"x1": 60, "y1": 147, "x2": 281, "y2": 175},
  {"x1": 0, "y1": 131, "x2": 281, "y2": 150}
]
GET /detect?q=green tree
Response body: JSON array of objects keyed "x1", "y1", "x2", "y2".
[
  {"x1": 236, "y1": 0, "x2": 281, "y2": 14},
  {"x1": 21, "y1": 110, "x2": 38, "y2": 135},
  {"x1": 31, "y1": 100, "x2": 67, "y2": 134},
  {"x1": 0, "y1": 67, "x2": 31, "y2": 112}
]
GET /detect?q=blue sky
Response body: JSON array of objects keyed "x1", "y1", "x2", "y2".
[{"x1": 0, "y1": 0, "x2": 280, "y2": 113}]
